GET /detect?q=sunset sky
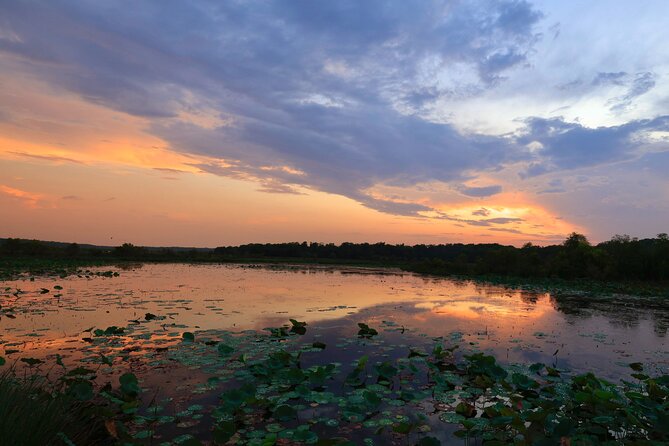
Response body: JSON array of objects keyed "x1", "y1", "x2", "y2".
[{"x1": 1, "y1": 1, "x2": 668, "y2": 247}]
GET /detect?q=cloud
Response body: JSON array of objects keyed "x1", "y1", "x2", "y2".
[
  {"x1": 456, "y1": 184, "x2": 503, "y2": 197},
  {"x1": 2, "y1": 0, "x2": 667, "y2": 239},
  {"x1": 0, "y1": 184, "x2": 46, "y2": 208},
  {"x1": 592, "y1": 71, "x2": 627, "y2": 86},
  {"x1": 588, "y1": 71, "x2": 658, "y2": 112},
  {"x1": 489, "y1": 227, "x2": 523, "y2": 234},
  {"x1": 485, "y1": 217, "x2": 523, "y2": 224},
  {"x1": 537, "y1": 187, "x2": 565, "y2": 194},
  {"x1": 0, "y1": 0, "x2": 544, "y2": 217},
  {"x1": 10, "y1": 151, "x2": 83, "y2": 164},
  {"x1": 609, "y1": 72, "x2": 656, "y2": 112},
  {"x1": 517, "y1": 115, "x2": 669, "y2": 174},
  {"x1": 519, "y1": 162, "x2": 550, "y2": 179},
  {"x1": 434, "y1": 212, "x2": 523, "y2": 227},
  {"x1": 256, "y1": 181, "x2": 305, "y2": 195},
  {"x1": 153, "y1": 167, "x2": 187, "y2": 174},
  {"x1": 462, "y1": 217, "x2": 523, "y2": 227}
]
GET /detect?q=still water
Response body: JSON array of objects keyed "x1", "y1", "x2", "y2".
[{"x1": 2, "y1": 263, "x2": 667, "y2": 379}]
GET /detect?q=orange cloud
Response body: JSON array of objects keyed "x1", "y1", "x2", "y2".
[
  {"x1": 0, "y1": 75, "x2": 200, "y2": 173},
  {"x1": 0, "y1": 184, "x2": 47, "y2": 208}
]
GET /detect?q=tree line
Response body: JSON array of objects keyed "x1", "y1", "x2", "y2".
[{"x1": 2, "y1": 232, "x2": 669, "y2": 281}]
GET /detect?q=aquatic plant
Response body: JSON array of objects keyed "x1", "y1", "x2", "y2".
[{"x1": 2, "y1": 317, "x2": 666, "y2": 445}]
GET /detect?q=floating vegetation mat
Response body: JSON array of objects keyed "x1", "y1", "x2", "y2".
[{"x1": 1, "y1": 316, "x2": 668, "y2": 445}]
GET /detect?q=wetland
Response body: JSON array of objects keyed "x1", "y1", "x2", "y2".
[{"x1": 1, "y1": 263, "x2": 668, "y2": 445}]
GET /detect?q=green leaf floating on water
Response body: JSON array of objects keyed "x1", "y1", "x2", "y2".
[
  {"x1": 289, "y1": 318, "x2": 307, "y2": 335},
  {"x1": 273, "y1": 404, "x2": 297, "y2": 421},
  {"x1": 94, "y1": 326, "x2": 124, "y2": 336},
  {"x1": 99, "y1": 353, "x2": 113, "y2": 366},
  {"x1": 629, "y1": 362, "x2": 644, "y2": 371},
  {"x1": 529, "y1": 362, "x2": 545, "y2": 373},
  {"x1": 392, "y1": 421, "x2": 414, "y2": 434},
  {"x1": 120, "y1": 372, "x2": 140, "y2": 398},
  {"x1": 217, "y1": 343, "x2": 234, "y2": 357},
  {"x1": 374, "y1": 361, "x2": 398, "y2": 381},
  {"x1": 357, "y1": 323, "x2": 378, "y2": 338},
  {"x1": 213, "y1": 420, "x2": 237, "y2": 444},
  {"x1": 20, "y1": 357, "x2": 43, "y2": 366},
  {"x1": 1, "y1": 298, "x2": 667, "y2": 446},
  {"x1": 408, "y1": 348, "x2": 428, "y2": 358}
]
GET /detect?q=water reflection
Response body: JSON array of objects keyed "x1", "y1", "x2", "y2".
[{"x1": 1, "y1": 263, "x2": 667, "y2": 379}]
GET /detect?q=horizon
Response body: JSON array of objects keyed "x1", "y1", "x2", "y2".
[
  {"x1": 2, "y1": 1, "x2": 668, "y2": 247},
  {"x1": 4, "y1": 231, "x2": 666, "y2": 251}
]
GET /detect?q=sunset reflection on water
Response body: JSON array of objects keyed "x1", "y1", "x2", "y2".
[{"x1": 1, "y1": 263, "x2": 667, "y2": 379}]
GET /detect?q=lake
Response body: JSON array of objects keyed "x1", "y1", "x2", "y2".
[{"x1": 1, "y1": 263, "x2": 668, "y2": 444}]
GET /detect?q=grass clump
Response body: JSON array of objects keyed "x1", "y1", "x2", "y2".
[{"x1": 0, "y1": 371, "x2": 110, "y2": 446}]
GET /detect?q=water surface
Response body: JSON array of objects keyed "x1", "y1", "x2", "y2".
[{"x1": 2, "y1": 263, "x2": 667, "y2": 379}]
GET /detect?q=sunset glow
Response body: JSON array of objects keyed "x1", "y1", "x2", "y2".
[{"x1": 1, "y1": 1, "x2": 668, "y2": 247}]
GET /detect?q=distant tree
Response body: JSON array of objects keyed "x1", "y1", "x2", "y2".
[
  {"x1": 552, "y1": 233, "x2": 599, "y2": 278},
  {"x1": 65, "y1": 243, "x2": 80, "y2": 257},
  {"x1": 563, "y1": 232, "x2": 591, "y2": 249},
  {"x1": 114, "y1": 243, "x2": 145, "y2": 260}
]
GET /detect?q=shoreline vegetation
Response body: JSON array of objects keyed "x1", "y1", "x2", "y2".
[{"x1": 2, "y1": 233, "x2": 669, "y2": 297}]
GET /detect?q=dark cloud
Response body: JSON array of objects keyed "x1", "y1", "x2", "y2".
[
  {"x1": 434, "y1": 212, "x2": 522, "y2": 227},
  {"x1": 472, "y1": 208, "x2": 491, "y2": 217},
  {"x1": 489, "y1": 227, "x2": 523, "y2": 234},
  {"x1": 10, "y1": 152, "x2": 83, "y2": 164},
  {"x1": 153, "y1": 167, "x2": 187, "y2": 174},
  {"x1": 456, "y1": 184, "x2": 503, "y2": 197},
  {"x1": 517, "y1": 115, "x2": 669, "y2": 175},
  {"x1": 486, "y1": 217, "x2": 523, "y2": 224},
  {"x1": 256, "y1": 182, "x2": 305, "y2": 195},
  {"x1": 519, "y1": 162, "x2": 550, "y2": 179}
]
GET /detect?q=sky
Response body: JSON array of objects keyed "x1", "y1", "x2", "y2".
[{"x1": 1, "y1": 0, "x2": 668, "y2": 247}]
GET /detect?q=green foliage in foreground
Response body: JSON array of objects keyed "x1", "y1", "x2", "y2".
[
  {"x1": 1, "y1": 321, "x2": 667, "y2": 445},
  {"x1": 0, "y1": 371, "x2": 111, "y2": 445}
]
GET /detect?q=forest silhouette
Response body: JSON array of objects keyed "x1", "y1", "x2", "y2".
[{"x1": 3, "y1": 232, "x2": 669, "y2": 282}]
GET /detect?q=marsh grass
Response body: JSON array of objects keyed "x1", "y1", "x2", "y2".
[{"x1": 0, "y1": 370, "x2": 110, "y2": 446}]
